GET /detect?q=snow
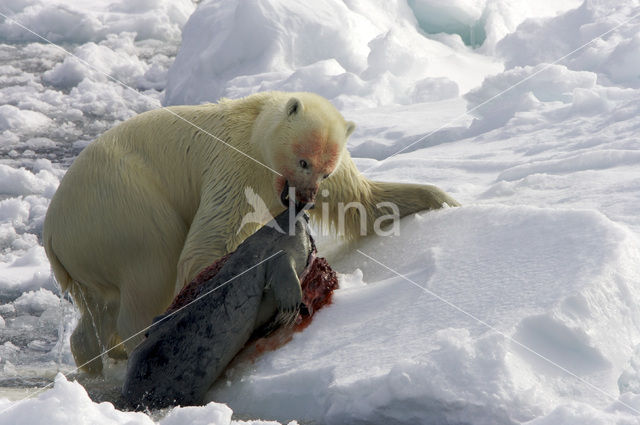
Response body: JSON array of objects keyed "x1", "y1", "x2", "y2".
[
  {"x1": 497, "y1": 1, "x2": 640, "y2": 88},
  {"x1": 13, "y1": 289, "x2": 59, "y2": 315},
  {"x1": 0, "y1": 0, "x2": 194, "y2": 44},
  {"x1": 209, "y1": 206, "x2": 640, "y2": 423},
  {"x1": 408, "y1": 0, "x2": 583, "y2": 51},
  {"x1": 0, "y1": 373, "x2": 296, "y2": 425},
  {"x1": 0, "y1": 374, "x2": 155, "y2": 425},
  {"x1": 0, "y1": 104, "x2": 51, "y2": 133},
  {"x1": 163, "y1": 0, "x2": 505, "y2": 108},
  {"x1": 2, "y1": 0, "x2": 640, "y2": 424}
]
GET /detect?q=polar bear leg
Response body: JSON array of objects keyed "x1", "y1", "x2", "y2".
[
  {"x1": 71, "y1": 312, "x2": 103, "y2": 374},
  {"x1": 69, "y1": 285, "x2": 121, "y2": 374},
  {"x1": 48, "y1": 149, "x2": 190, "y2": 363},
  {"x1": 116, "y1": 251, "x2": 184, "y2": 353},
  {"x1": 174, "y1": 197, "x2": 230, "y2": 294}
]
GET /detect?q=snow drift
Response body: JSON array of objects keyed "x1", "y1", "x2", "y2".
[
  {"x1": 165, "y1": 0, "x2": 493, "y2": 107},
  {"x1": 209, "y1": 206, "x2": 640, "y2": 424}
]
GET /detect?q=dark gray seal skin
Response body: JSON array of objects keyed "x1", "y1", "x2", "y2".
[{"x1": 121, "y1": 208, "x2": 312, "y2": 409}]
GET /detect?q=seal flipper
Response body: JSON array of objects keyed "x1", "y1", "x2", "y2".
[{"x1": 266, "y1": 252, "x2": 303, "y2": 328}]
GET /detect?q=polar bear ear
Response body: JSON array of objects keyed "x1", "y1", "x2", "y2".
[
  {"x1": 346, "y1": 121, "x2": 356, "y2": 137},
  {"x1": 286, "y1": 97, "x2": 303, "y2": 117}
]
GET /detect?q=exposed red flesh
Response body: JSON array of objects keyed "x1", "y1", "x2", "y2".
[
  {"x1": 296, "y1": 256, "x2": 338, "y2": 330},
  {"x1": 165, "y1": 253, "x2": 232, "y2": 314},
  {"x1": 246, "y1": 255, "x2": 339, "y2": 360}
]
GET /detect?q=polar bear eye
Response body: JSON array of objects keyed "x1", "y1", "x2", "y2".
[
  {"x1": 299, "y1": 159, "x2": 308, "y2": 169},
  {"x1": 323, "y1": 174, "x2": 329, "y2": 179}
]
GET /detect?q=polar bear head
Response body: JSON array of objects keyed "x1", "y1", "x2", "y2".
[{"x1": 255, "y1": 92, "x2": 355, "y2": 210}]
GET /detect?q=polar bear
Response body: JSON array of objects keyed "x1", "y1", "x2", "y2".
[{"x1": 43, "y1": 91, "x2": 459, "y2": 373}]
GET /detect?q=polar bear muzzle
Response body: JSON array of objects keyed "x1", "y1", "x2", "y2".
[{"x1": 280, "y1": 180, "x2": 316, "y2": 212}]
